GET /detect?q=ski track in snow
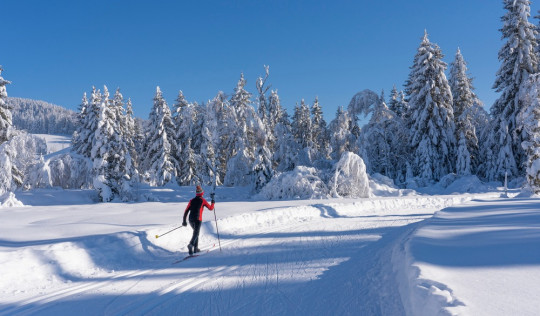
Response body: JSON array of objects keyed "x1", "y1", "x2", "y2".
[{"x1": 0, "y1": 194, "x2": 495, "y2": 315}]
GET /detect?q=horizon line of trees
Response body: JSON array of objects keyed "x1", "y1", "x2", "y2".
[{"x1": 2, "y1": 0, "x2": 540, "y2": 200}]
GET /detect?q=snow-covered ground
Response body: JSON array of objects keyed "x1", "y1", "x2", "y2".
[
  {"x1": 0, "y1": 135, "x2": 539, "y2": 315},
  {"x1": 33, "y1": 134, "x2": 71, "y2": 156}
]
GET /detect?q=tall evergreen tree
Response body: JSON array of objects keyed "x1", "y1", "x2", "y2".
[
  {"x1": 360, "y1": 96, "x2": 409, "y2": 181},
  {"x1": 292, "y1": 99, "x2": 313, "y2": 149},
  {"x1": 210, "y1": 91, "x2": 234, "y2": 183},
  {"x1": 0, "y1": 66, "x2": 13, "y2": 145},
  {"x1": 73, "y1": 87, "x2": 101, "y2": 158},
  {"x1": 0, "y1": 66, "x2": 23, "y2": 191},
  {"x1": 405, "y1": 31, "x2": 456, "y2": 182},
  {"x1": 488, "y1": 0, "x2": 539, "y2": 180},
  {"x1": 518, "y1": 73, "x2": 540, "y2": 193},
  {"x1": 143, "y1": 87, "x2": 178, "y2": 186},
  {"x1": 449, "y1": 48, "x2": 481, "y2": 175},
  {"x1": 329, "y1": 107, "x2": 351, "y2": 161},
  {"x1": 311, "y1": 96, "x2": 330, "y2": 160}
]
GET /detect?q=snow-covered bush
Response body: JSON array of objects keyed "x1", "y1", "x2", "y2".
[
  {"x1": 25, "y1": 153, "x2": 92, "y2": 189},
  {"x1": 0, "y1": 132, "x2": 47, "y2": 195},
  {"x1": 329, "y1": 152, "x2": 371, "y2": 198},
  {"x1": 258, "y1": 166, "x2": 329, "y2": 200},
  {"x1": 0, "y1": 192, "x2": 23, "y2": 208}
]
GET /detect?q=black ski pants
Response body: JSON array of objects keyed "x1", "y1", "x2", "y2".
[{"x1": 189, "y1": 220, "x2": 202, "y2": 248}]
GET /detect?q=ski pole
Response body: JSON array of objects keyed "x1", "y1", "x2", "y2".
[
  {"x1": 211, "y1": 193, "x2": 222, "y2": 252},
  {"x1": 155, "y1": 226, "x2": 182, "y2": 239}
]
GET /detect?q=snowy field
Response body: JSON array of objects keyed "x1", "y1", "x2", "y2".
[
  {"x1": 0, "y1": 134, "x2": 539, "y2": 315},
  {"x1": 2, "y1": 186, "x2": 538, "y2": 315}
]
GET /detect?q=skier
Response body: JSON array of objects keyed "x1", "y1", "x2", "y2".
[{"x1": 182, "y1": 185, "x2": 215, "y2": 255}]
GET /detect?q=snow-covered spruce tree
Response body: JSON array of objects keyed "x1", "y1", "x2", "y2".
[
  {"x1": 449, "y1": 48, "x2": 481, "y2": 175},
  {"x1": 311, "y1": 96, "x2": 330, "y2": 161},
  {"x1": 209, "y1": 91, "x2": 235, "y2": 184},
  {"x1": 0, "y1": 66, "x2": 12, "y2": 145},
  {"x1": 404, "y1": 31, "x2": 456, "y2": 182},
  {"x1": 124, "y1": 98, "x2": 139, "y2": 173},
  {"x1": 269, "y1": 91, "x2": 297, "y2": 172},
  {"x1": 518, "y1": 73, "x2": 540, "y2": 194},
  {"x1": 251, "y1": 144, "x2": 274, "y2": 193},
  {"x1": 172, "y1": 90, "x2": 191, "y2": 185},
  {"x1": 359, "y1": 96, "x2": 409, "y2": 182},
  {"x1": 178, "y1": 137, "x2": 199, "y2": 185},
  {"x1": 292, "y1": 99, "x2": 313, "y2": 164},
  {"x1": 73, "y1": 87, "x2": 101, "y2": 158},
  {"x1": 108, "y1": 89, "x2": 138, "y2": 200},
  {"x1": 0, "y1": 66, "x2": 23, "y2": 193},
  {"x1": 72, "y1": 93, "x2": 88, "y2": 154},
  {"x1": 267, "y1": 90, "x2": 283, "y2": 151},
  {"x1": 256, "y1": 65, "x2": 271, "y2": 129},
  {"x1": 329, "y1": 107, "x2": 351, "y2": 161},
  {"x1": 90, "y1": 86, "x2": 115, "y2": 201},
  {"x1": 455, "y1": 131, "x2": 472, "y2": 175},
  {"x1": 388, "y1": 86, "x2": 408, "y2": 119},
  {"x1": 90, "y1": 86, "x2": 138, "y2": 201},
  {"x1": 143, "y1": 87, "x2": 178, "y2": 186},
  {"x1": 225, "y1": 73, "x2": 265, "y2": 186},
  {"x1": 488, "y1": 0, "x2": 538, "y2": 181},
  {"x1": 251, "y1": 66, "x2": 274, "y2": 191},
  {"x1": 199, "y1": 100, "x2": 220, "y2": 186}
]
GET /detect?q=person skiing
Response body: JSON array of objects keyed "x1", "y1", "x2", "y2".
[{"x1": 182, "y1": 185, "x2": 215, "y2": 255}]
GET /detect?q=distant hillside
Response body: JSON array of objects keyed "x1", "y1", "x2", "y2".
[{"x1": 7, "y1": 97, "x2": 77, "y2": 135}]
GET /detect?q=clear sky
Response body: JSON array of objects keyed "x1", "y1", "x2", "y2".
[{"x1": 3, "y1": 1, "x2": 540, "y2": 121}]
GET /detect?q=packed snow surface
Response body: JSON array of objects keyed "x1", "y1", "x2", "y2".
[{"x1": 0, "y1": 181, "x2": 538, "y2": 315}]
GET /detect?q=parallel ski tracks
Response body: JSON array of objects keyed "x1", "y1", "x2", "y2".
[{"x1": 0, "y1": 218, "x2": 317, "y2": 316}]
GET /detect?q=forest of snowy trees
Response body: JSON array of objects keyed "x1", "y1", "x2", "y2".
[
  {"x1": 8, "y1": 97, "x2": 78, "y2": 135},
  {"x1": 2, "y1": 0, "x2": 540, "y2": 200}
]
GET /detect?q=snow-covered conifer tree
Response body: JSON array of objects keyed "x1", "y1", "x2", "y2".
[
  {"x1": 143, "y1": 87, "x2": 178, "y2": 186},
  {"x1": 251, "y1": 144, "x2": 274, "y2": 193},
  {"x1": 256, "y1": 65, "x2": 271, "y2": 127},
  {"x1": 404, "y1": 31, "x2": 456, "y2": 182},
  {"x1": 225, "y1": 73, "x2": 265, "y2": 185},
  {"x1": 518, "y1": 73, "x2": 540, "y2": 194},
  {"x1": 0, "y1": 66, "x2": 12, "y2": 145},
  {"x1": 292, "y1": 99, "x2": 313, "y2": 150},
  {"x1": 73, "y1": 87, "x2": 101, "y2": 158},
  {"x1": 178, "y1": 137, "x2": 199, "y2": 185},
  {"x1": 456, "y1": 131, "x2": 472, "y2": 175},
  {"x1": 360, "y1": 96, "x2": 408, "y2": 181},
  {"x1": 488, "y1": 0, "x2": 539, "y2": 180},
  {"x1": 388, "y1": 86, "x2": 408, "y2": 118},
  {"x1": 268, "y1": 91, "x2": 296, "y2": 172},
  {"x1": 311, "y1": 96, "x2": 330, "y2": 161},
  {"x1": 91, "y1": 86, "x2": 116, "y2": 201},
  {"x1": 449, "y1": 48, "x2": 481, "y2": 174},
  {"x1": 329, "y1": 107, "x2": 351, "y2": 161},
  {"x1": 209, "y1": 91, "x2": 234, "y2": 183},
  {"x1": 0, "y1": 66, "x2": 23, "y2": 193}
]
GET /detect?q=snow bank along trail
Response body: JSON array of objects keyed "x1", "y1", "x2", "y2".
[
  {"x1": 0, "y1": 194, "x2": 493, "y2": 315},
  {"x1": 395, "y1": 197, "x2": 540, "y2": 316}
]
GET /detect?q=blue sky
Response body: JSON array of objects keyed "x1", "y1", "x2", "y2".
[{"x1": 3, "y1": 1, "x2": 540, "y2": 121}]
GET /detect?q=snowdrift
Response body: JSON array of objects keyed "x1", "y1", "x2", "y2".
[
  {"x1": 259, "y1": 152, "x2": 371, "y2": 200},
  {"x1": 394, "y1": 198, "x2": 540, "y2": 316},
  {"x1": 258, "y1": 166, "x2": 329, "y2": 200}
]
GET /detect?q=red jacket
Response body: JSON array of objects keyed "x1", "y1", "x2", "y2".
[{"x1": 183, "y1": 193, "x2": 214, "y2": 222}]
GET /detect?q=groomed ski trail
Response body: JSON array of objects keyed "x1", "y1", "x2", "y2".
[{"x1": 0, "y1": 195, "x2": 495, "y2": 315}]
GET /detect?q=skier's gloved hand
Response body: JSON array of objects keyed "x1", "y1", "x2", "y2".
[
  {"x1": 182, "y1": 221, "x2": 187, "y2": 226},
  {"x1": 211, "y1": 200, "x2": 215, "y2": 204}
]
